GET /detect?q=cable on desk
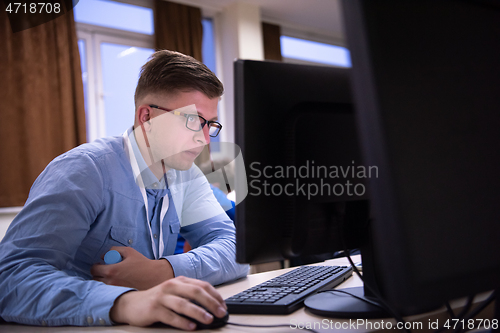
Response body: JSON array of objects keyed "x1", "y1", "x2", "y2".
[
  {"x1": 446, "y1": 301, "x2": 456, "y2": 319},
  {"x1": 432, "y1": 291, "x2": 496, "y2": 333},
  {"x1": 343, "y1": 251, "x2": 412, "y2": 333},
  {"x1": 458, "y1": 290, "x2": 496, "y2": 333},
  {"x1": 227, "y1": 321, "x2": 319, "y2": 333},
  {"x1": 457, "y1": 295, "x2": 475, "y2": 321},
  {"x1": 334, "y1": 206, "x2": 411, "y2": 333},
  {"x1": 449, "y1": 295, "x2": 476, "y2": 333}
]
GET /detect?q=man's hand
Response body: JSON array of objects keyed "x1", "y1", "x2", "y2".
[
  {"x1": 91, "y1": 246, "x2": 174, "y2": 290},
  {"x1": 110, "y1": 276, "x2": 228, "y2": 330}
]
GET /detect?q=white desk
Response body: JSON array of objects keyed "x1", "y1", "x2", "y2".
[{"x1": 0, "y1": 255, "x2": 494, "y2": 333}]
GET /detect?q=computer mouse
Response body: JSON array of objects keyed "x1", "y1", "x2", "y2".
[{"x1": 180, "y1": 300, "x2": 229, "y2": 330}]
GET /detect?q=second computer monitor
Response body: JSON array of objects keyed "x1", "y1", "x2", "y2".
[{"x1": 234, "y1": 60, "x2": 369, "y2": 265}]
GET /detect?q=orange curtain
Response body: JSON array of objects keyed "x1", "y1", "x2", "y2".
[
  {"x1": 262, "y1": 22, "x2": 283, "y2": 61},
  {"x1": 154, "y1": 0, "x2": 203, "y2": 62},
  {"x1": 0, "y1": 10, "x2": 86, "y2": 207}
]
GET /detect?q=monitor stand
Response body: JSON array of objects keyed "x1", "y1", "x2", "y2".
[
  {"x1": 304, "y1": 286, "x2": 388, "y2": 318},
  {"x1": 304, "y1": 243, "x2": 389, "y2": 318}
]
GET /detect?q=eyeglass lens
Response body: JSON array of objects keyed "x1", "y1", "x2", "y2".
[{"x1": 185, "y1": 115, "x2": 221, "y2": 137}]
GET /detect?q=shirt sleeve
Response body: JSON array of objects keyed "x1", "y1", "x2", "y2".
[
  {"x1": 0, "y1": 152, "x2": 134, "y2": 326},
  {"x1": 164, "y1": 168, "x2": 249, "y2": 285}
]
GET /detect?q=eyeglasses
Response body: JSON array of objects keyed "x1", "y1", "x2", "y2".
[{"x1": 149, "y1": 104, "x2": 222, "y2": 137}]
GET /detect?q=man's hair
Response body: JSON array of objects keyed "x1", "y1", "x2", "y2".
[{"x1": 134, "y1": 50, "x2": 223, "y2": 106}]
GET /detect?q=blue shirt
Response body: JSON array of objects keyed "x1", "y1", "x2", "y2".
[
  {"x1": 0, "y1": 129, "x2": 249, "y2": 326},
  {"x1": 175, "y1": 185, "x2": 236, "y2": 254}
]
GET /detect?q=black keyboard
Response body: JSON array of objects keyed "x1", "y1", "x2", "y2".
[{"x1": 226, "y1": 265, "x2": 353, "y2": 314}]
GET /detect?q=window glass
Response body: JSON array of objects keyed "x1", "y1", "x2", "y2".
[
  {"x1": 74, "y1": 0, "x2": 154, "y2": 35},
  {"x1": 101, "y1": 43, "x2": 154, "y2": 137},
  {"x1": 202, "y1": 18, "x2": 216, "y2": 75},
  {"x1": 281, "y1": 36, "x2": 351, "y2": 67},
  {"x1": 77, "y1": 39, "x2": 89, "y2": 137},
  {"x1": 202, "y1": 18, "x2": 220, "y2": 145}
]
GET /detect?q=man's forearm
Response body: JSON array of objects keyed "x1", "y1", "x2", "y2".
[
  {"x1": 91, "y1": 246, "x2": 175, "y2": 290},
  {"x1": 166, "y1": 236, "x2": 249, "y2": 285}
]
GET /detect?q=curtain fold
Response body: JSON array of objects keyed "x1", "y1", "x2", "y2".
[
  {"x1": 154, "y1": 0, "x2": 207, "y2": 166},
  {"x1": 262, "y1": 22, "x2": 283, "y2": 61},
  {"x1": 154, "y1": 0, "x2": 203, "y2": 62},
  {"x1": 0, "y1": 10, "x2": 86, "y2": 207}
]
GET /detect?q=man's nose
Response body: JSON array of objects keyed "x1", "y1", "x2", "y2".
[{"x1": 194, "y1": 125, "x2": 210, "y2": 145}]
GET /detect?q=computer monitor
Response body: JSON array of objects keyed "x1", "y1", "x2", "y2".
[
  {"x1": 234, "y1": 60, "x2": 370, "y2": 265},
  {"x1": 234, "y1": 0, "x2": 500, "y2": 320},
  {"x1": 328, "y1": 0, "x2": 500, "y2": 317}
]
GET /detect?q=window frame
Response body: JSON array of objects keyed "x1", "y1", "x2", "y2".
[
  {"x1": 76, "y1": 22, "x2": 154, "y2": 141},
  {"x1": 279, "y1": 25, "x2": 349, "y2": 68}
]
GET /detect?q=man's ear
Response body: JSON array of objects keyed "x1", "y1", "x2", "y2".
[{"x1": 136, "y1": 105, "x2": 152, "y2": 131}]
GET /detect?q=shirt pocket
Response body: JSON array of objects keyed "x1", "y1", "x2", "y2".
[
  {"x1": 85, "y1": 225, "x2": 137, "y2": 263},
  {"x1": 164, "y1": 221, "x2": 181, "y2": 256},
  {"x1": 170, "y1": 221, "x2": 181, "y2": 234},
  {"x1": 108, "y1": 225, "x2": 137, "y2": 247}
]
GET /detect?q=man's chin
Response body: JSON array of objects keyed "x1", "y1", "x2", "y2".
[{"x1": 162, "y1": 159, "x2": 194, "y2": 172}]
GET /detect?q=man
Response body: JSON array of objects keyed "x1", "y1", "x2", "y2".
[{"x1": 0, "y1": 50, "x2": 248, "y2": 330}]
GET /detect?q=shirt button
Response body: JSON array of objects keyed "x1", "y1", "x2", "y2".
[
  {"x1": 87, "y1": 316, "x2": 93, "y2": 325},
  {"x1": 152, "y1": 183, "x2": 158, "y2": 188},
  {"x1": 153, "y1": 234, "x2": 158, "y2": 239},
  {"x1": 128, "y1": 239, "x2": 133, "y2": 245},
  {"x1": 99, "y1": 318, "x2": 106, "y2": 325}
]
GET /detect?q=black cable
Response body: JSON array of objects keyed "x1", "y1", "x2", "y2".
[
  {"x1": 434, "y1": 292, "x2": 497, "y2": 333},
  {"x1": 461, "y1": 290, "x2": 497, "y2": 333},
  {"x1": 457, "y1": 295, "x2": 475, "y2": 321},
  {"x1": 452, "y1": 295, "x2": 476, "y2": 333},
  {"x1": 335, "y1": 206, "x2": 411, "y2": 333},
  {"x1": 227, "y1": 321, "x2": 319, "y2": 333},
  {"x1": 446, "y1": 301, "x2": 456, "y2": 319},
  {"x1": 433, "y1": 302, "x2": 458, "y2": 333},
  {"x1": 344, "y1": 252, "x2": 412, "y2": 333},
  {"x1": 335, "y1": 203, "x2": 411, "y2": 333}
]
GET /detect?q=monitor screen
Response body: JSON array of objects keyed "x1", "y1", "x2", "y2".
[{"x1": 234, "y1": 60, "x2": 370, "y2": 265}]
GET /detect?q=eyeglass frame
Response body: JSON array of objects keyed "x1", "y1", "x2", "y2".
[{"x1": 148, "y1": 104, "x2": 222, "y2": 137}]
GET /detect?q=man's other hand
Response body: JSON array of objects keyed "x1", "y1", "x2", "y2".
[
  {"x1": 110, "y1": 276, "x2": 228, "y2": 330},
  {"x1": 91, "y1": 246, "x2": 174, "y2": 290}
]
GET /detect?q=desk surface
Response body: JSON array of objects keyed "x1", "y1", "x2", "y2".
[{"x1": 0, "y1": 255, "x2": 494, "y2": 333}]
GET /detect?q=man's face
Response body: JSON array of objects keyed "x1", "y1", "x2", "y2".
[{"x1": 136, "y1": 90, "x2": 219, "y2": 171}]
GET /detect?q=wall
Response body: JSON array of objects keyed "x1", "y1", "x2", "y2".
[{"x1": 0, "y1": 209, "x2": 19, "y2": 240}]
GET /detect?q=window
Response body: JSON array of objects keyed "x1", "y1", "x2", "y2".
[
  {"x1": 77, "y1": 39, "x2": 89, "y2": 114},
  {"x1": 280, "y1": 36, "x2": 351, "y2": 68},
  {"x1": 201, "y1": 17, "x2": 219, "y2": 144},
  {"x1": 73, "y1": 0, "x2": 154, "y2": 35},
  {"x1": 100, "y1": 44, "x2": 154, "y2": 137},
  {"x1": 74, "y1": 0, "x2": 217, "y2": 142}
]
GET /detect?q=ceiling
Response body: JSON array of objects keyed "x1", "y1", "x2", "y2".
[{"x1": 169, "y1": 0, "x2": 346, "y2": 44}]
